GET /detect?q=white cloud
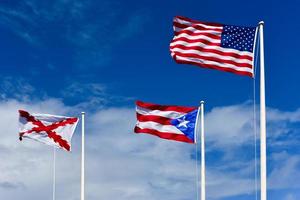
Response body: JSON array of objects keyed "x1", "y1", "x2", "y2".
[
  {"x1": 0, "y1": 99, "x2": 299, "y2": 199},
  {"x1": 0, "y1": 99, "x2": 197, "y2": 200},
  {"x1": 0, "y1": 99, "x2": 78, "y2": 200},
  {"x1": 269, "y1": 152, "x2": 300, "y2": 189},
  {"x1": 61, "y1": 82, "x2": 133, "y2": 109},
  {"x1": 284, "y1": 193, "x2": 296, "y2": 200},
  {"x1": 206, "y1": 103, "x2": 300, "y2": 150},
  {"x1": 205, "y1": 103, "x2": 255, "y2": 148}
]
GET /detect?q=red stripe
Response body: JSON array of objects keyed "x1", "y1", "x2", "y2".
[
  {"x1": 136, "y1": 113, "x2": 172, "y2": 125},
  {"x1": 172, "y1": 51, "x2": 253, "y2": 69},
  {"x1": 174, "y1": 16, "x2": 223, "y2": 28},
  {"x1": 173, "y1": 58, "x2": 253, "y2": 77},
  {"x1": 134, "y1": 126, "x2": 194, "y2": 144},
  {"x1": 174, "y1": 29, "x2": 221, "y2": 39},
  {"x1": 172, "y1": 37, "x2": 220, "y2": 46},
  {"x1": 173, "y1": 22, "x2": 222, "y2": 32},
  {"x1": 170, "y1": 44, "x2": 253, "y2": 61},
  {"x1": 136, "y1": 101, "x2": 196, "y2": 113}
]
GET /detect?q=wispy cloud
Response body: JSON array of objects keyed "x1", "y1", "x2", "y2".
[
  {"x1": 284, "y1": 193, "x2": 297, "y2": 200},
  {"x1": 0, "y1": 97, "x2": 299, "y2": 199},
  {"x1": 206, "y1": 103, "x2": 300, "y2": 150},
  {"x1": 0, "y1": 181, "x2": 24, "y2": 190},
  {"x1": 0, "y1": 5, "x2": 39, "y2": 45},
  {"x1": 0, "y1": 0, "x2": 150, "y2": 69},
  {"x1": 62, "y1": 82, "x2": 106, "y2": 98},
  {"x1": 0, "y1": 76, "x2": 38, "y2": 102},
  {"x1": 0, "y1": 75, "x2": 132, "y2": 111},
  {"x1": 269, "y1": 152, "x2": 300, "y2": 189},
  {"x1": 61, "y1": 81, "x2": 133, "y2": 109},
  {"x1": 0, "y1": 77, "x2": 298, "y2": 199}
]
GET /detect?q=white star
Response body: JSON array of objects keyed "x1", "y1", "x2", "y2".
[{"x1": 178, "y1": 119, "x2": 189, "y2": 128}]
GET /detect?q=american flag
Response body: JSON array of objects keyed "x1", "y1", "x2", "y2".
[
  {"x1": 134, "y1": 100, "x2": 199, "y2": 143},
  {"x1": 170, "y1": 16, "x2": 258, "y2": 77}
]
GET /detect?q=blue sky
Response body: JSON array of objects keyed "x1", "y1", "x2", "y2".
[{"x1": 0, "y1": 0, "x2": 299, "y2": 200}]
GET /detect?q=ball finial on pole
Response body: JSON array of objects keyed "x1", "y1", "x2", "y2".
[{"x1": 200, "y1": 100, "x2": 205, "y2": 200}]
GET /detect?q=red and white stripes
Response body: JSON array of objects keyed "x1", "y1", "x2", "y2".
[
  {"x1": 170, "y1": 16, "x2": 256, "y2": 77},
  {"x1": 134, "y1": 101, "x2": 196, "y2": 143}
]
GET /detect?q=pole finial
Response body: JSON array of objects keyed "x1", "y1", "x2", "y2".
[
  {"x1": 200, "y1": 101, "x2": 205, "y2": 105},
  {"x1": 258, "y1": 21, "x2": 264, "y2": 26},
  {"x1": 81, "y1": 112, "x2": 85, "y2": 115}
]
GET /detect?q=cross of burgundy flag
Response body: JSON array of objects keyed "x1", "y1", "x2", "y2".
[
  {"x1": 170, "y1": 16, "x2": 258, "y2": 77},
  {"x1": 134, "y1": 101, "x2": 199, "y2": 143},
  {"x1": 18, "y1": 110, "x2": 79, "y2": 152}
]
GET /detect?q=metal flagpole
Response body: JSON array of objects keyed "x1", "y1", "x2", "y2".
[
  {"x1": 200, "y1": 101, "x2": 206, "y2": 200},
  {"x1": 258, "y1": 21, "x2": 267, "y2": 200},
  {"x1": 52, "y1": 147, "x2": 56, "y2": 200},
  {"x1": 194, "y1": 103, "x2": 201, "y2": 200},
  {"x1": 81, "y1": 112, "x2": 85, "y2": 200}
]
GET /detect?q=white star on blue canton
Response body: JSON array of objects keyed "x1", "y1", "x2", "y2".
[{"x1": 177, "y1": 118, "x2": 189, "y2": 128}]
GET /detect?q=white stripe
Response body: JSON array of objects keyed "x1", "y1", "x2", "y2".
[
  {"x1": 170, "y1": 40, "x2": 253, "y2": 57},
  {"x1": 136, "y1": 121, "x2": 184, "y2": 135},
  {"x1": 175, "y1": 55, "x2": 253, "y2": 73},
  {"x1": 171, "y1": 48, "x2": 253, "y2": 64},
  {"x1": 136, "y1": 106, "x2": 185, "y2": 119},
  {"x1": 173, "y1": 33, "x2": 220, "y2": 43},
  {"x1": 174, "y1": 17, "x2": 222, "y2": 30}
]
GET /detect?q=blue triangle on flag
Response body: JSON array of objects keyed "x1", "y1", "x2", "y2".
[{"x1": 170, "y1": 109, "x2": 198, "y2": 143}]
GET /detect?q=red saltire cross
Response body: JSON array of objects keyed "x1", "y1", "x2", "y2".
[{"x1": 19, "y1": 110, "x2": 78, "y2": 151}]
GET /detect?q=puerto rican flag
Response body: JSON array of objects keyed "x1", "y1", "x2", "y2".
[
  {"x1": 134, "y1": 101, "x2": 199, "y2": 143},
  {"x1": 18, "y1": 110, "x2": 79, "y2": 152}
]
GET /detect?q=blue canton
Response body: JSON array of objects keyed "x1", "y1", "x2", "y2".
[
  {"x1": 221, "y1": 25, "x2": 256, "y2": 52},
  {"x1": 170, "y1": 109, "x2": 198, "y2": 142}
]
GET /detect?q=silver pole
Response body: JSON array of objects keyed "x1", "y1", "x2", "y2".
[
  {"x1": 200, "y1": 101, "x2": 205, "y2": 200},
  {"x1": 52, "y1": 147, "x2": 56, "y2": 200},
  {"x1": 81, "y1": 112, "x2": 85, "y2": 200},
  {"x1": 258, "y1": 21, "x2": 267, "y2": 200}
]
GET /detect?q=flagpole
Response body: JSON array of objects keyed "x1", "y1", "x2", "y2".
[
  {"x1": 258, "y1": 21, "x2": 267, "y2": 200},
  {"x1": 81, "y1": 112, "x2": 85, "y2": 200},
  {"x1": 200, "y1": 101, "x2": 206, "y2": 200},
  {"x1": 52, "y1": 147, "x2": 56, "y2": 200},
  {"x1": 194, "y1": 105, "x2": 200, "y2": 200}
]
